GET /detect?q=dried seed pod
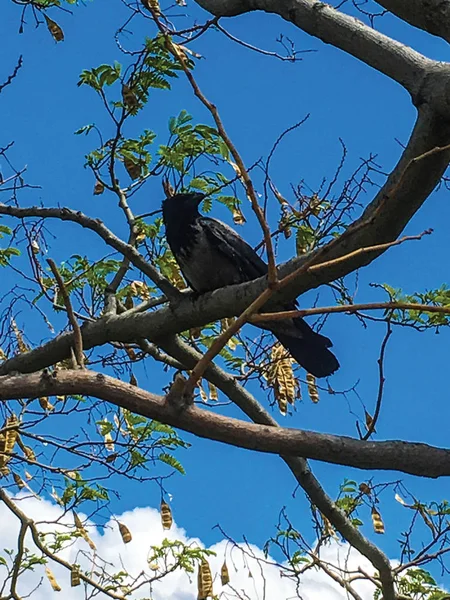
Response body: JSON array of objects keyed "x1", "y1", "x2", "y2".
[
  {"x1": 104, "y1": 432, "x2": 114, "y2": 452},
  {"x1": 44, "y1": 14, "x2": 64, "y2": 42},
  {"x1": 118, "y1": 521, "x2": 132, "y2": 544},
  {"x1": 232, "y1": 206, "x2": 246, "y2": 225},
  {"x1": 45, "y1": 566, "x2": 62, "y2": 591},
  {"x1": 371, "y1": 507, "x2": 385, "y2": 534},
  {"x1": 207, "y1": 381, "x2": 218, "y2": 401},
  {"x1": 122, "y1": 84, "x2": 139, "y2": 110},
  {"x1": 93, "y1": 180, "x2": 104, "y2": 195},
  {"x1": 359, "y1": 482, "x2": 371, "y2": 496},
  {"x1": 197, "y1": 558, "x2": 213, "y2": 599},
  {"x1": 160, "y1": 500, "x2": 173, "y2": 530},
  {"x1": 220, "y1": 560, "x2": 230, "y2": 586},
  {"x1": 13, "y1": 472, "x2": 25, "y2": 489},
  {"x1": 39, "y1": 396, "x2": 55, "y2": 412},
  {"x1": 265, "y1": 344, "x2": 297, "y2": 415},
  {"x1": 124, "y1": 157, "x2": 141, "y2": 180},
  {"x1": 306, "y1": 373, "x2": 319, "y2": 403},
  {"x1": 70, "y1": 565, "x2": 81, "y2": 587}
]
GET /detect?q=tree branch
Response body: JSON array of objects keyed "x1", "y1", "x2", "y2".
[
  {"x1": 0, "y1": 203, "x2": 180, "y2": 301},
  {"x1": 2, "y1": 369, "x2": 449, "y2": 478},
  {"x1": 195, "y1": 0, "x2": 432, "y2": 97},
  {"x1": 376, "y1": 0, "x2": 450, "y2": 43}
]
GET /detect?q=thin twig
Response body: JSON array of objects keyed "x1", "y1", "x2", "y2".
[
  {"x1": 0, "y1": 55, "x2": 23, "y2": 94},
  {"x1": 0, "y1": 488, "x2": 126, "y2": 600},
  {"x1": 251, "y1": 300, "x2": 450, "y2": 322},
  {"x1": 184, "y1": 287, "x2": 274, "y2": 394},
  {"x1": 362, "y1": 322, "x2": 392, "y2": 441},
  {"x1": 47, "y1": 259, "x2": 84, "y2": 369}
]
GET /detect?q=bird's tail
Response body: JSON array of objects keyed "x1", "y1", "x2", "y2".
[{"x1": 275, "y1": 331, "x2": 340, "y2": 378}]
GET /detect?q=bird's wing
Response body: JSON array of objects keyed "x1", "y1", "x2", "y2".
[{"x1": 200, "y1": 217, "x2": 268, "y2": 281}]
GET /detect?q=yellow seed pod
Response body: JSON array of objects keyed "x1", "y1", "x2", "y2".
[
  {"x1": 160, "y1": 500, "x2": 173, "y2": 530},
  {"x1": 265, "y1": 344, "x2": 297, "y2": 415},
  {"x1": 306, "y1": 373, "x2": 319, "y2": 403},
  {"x1": 11, "y1": 319, "x2": 29, "y2": 353},
  {"x1": 208, "y1": 381, "x2": 218, "y2": 401},
  {"x1": 371, "y1": 507, "x2": 385, "y2": 534},
  {"x1": 70, "y1": 565, "x2": 81, "y2": 587},
  {"x1": 5, "y1": 415, "x2": 19, "y2": 454},
  {"x1": 197, "y1": 558, "x2": 213, "y2": 600},
  {"x1": 39, "y1": 396, "x2": 55, "y2": 411},
  {"x1": 118, "y1": 522, "x2": 132, "y2": 544},
  {"x1": 0, "y1": 466, "x2": 10, "y2": 477},
  {"x1": 45, "y1": 566, "x2": 62, "y2": 591},
  {"x1": 23, "y1": 446, "x2": 36, "y2": 462},
  {"x1": 232, "y1": 207, "x2": 246, "y2": 225},
  {"x1": 220, "y1": 560, "x2": 230, "y2": 586},
  {"x1": 13, "y1": 472, "x2": 25, "y2": 489}
]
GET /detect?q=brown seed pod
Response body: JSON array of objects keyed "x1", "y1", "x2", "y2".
[
  {"x1": 118, "y1": 521, "x2": 132, "y2": 544},
  {"x1": 160, "y1": 500, "x2": 173, "y2": 530}
]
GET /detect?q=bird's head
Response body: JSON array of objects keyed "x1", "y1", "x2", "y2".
[{"x1": 162, "y1": 192, "x2": 206, "y2": 222}]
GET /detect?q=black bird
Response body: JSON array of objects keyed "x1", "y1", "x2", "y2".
[{"x1": 162, "y1": 192, "x2": 339, "y2": 377}]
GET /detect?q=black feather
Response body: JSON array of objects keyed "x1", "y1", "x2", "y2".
[{"x1": 162, "y1": 193, "x2": 339, "y2": 377}]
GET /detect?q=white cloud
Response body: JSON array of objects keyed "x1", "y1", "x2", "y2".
[{"x1": 0, "y1": 495, "x2": 378, "y2": 600}]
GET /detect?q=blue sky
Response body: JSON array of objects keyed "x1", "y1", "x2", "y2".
[{"x1": 1, "y1": 0, "x2": 450, "y2": 583}]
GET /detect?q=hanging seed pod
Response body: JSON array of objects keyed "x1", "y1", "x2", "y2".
[
  {"x1": 13, "y1": 472, "x2": 25, "y2": 489},
  {"x1": 45, "y1": 566, "x2": 62, "y2": 591},
  {"x1": 11, "y1": 319, "x2": 29, "y2": 353},
  {"x1": 365, "y1": 410, "x2": 377, "y2": 433},
  {"x1": 306, "y1": 373, "x2": 319, "y2": 403},
  {"x1": 122, "y1": 84, "x2": 139, "y2": 110},
  {"x1": 371, "y1": 507, "x2": 385, "y2": 534},
  {"x1": 232, "y1": 206, "x2": 246, "y2": 225},
  {"x1": 220, "y1": 560, "x2": 230, "y2": 586},
  {"x1": 5, "y1": 415, "x2": 19, "y2": 455},
  {"x1": 70, "y1": 565, "x2": 81, "y2": 587},
  {"x1": 207, "y1": 381, "x2": 218, "y2": 401},
  {"x1": 197, "y1": 558, "x2": 213, "y2": 599},
  {"x1": 124, "y1": 157, "x2": 141, "y2": 180},
  {"x1": 160, "y1": 500, "x2": 173, "y2": 530},
  {"x1": 93, "y1": 180, "x2": 104, "y2": 195},
  {"x1": 264, "y1": 344, "x2": 297, "y2": 415},
  {"x1": 118, "y1": 521, "x2": 132, "y2": 544},
  {"x1": 44, "y1": 14, "x2": 64, "y2": 42},
  {"x1": 359, "y1": 482, "x2": 371, "y2": 496},
  {"x1": 39, "y1": 396, "x2": 55, "y2": 412},
  {"x1": 23, "y1": 445, "x2": 36, "y2": 462},
  {"x1": 104, "y1": 432, "x2": 114, "y2": 452}
]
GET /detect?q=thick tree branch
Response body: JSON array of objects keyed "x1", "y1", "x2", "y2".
[
  {"x1": 376, "y1": 0, "x2": 450, "y2": 43},
  {"x1": 0, "y1": 360, "x2": 395, "y2": 600},
  {"x1": 1, "y1": 369, "x2": 449, "y2": 477},
  {"x1": 1, "y1": 109, "x2": 450, "y2": 380}
]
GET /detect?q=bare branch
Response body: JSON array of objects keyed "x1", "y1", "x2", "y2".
[
  {"x1": 47, "y1": 259, "x2": 84, "y2": 369},
  {"x1": 0, "y1": 203, "x2": 180, "y2": 301},
  {"x1": 376, "y1": 0, "x2": 450, "y2": 43},
  {"x1": 1, "y1": 369, "x2": 450, "y2": 478},
  {"x1": 195, "y1": 0, "x2": 433, "y2": 98}
]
